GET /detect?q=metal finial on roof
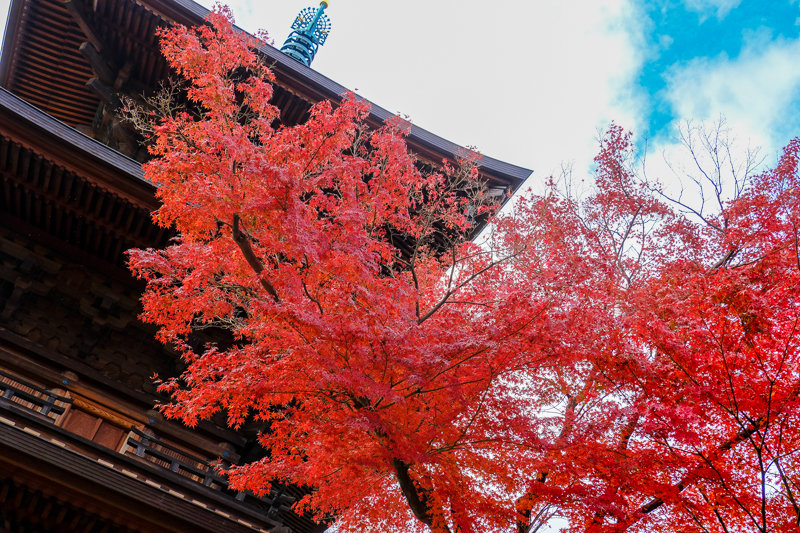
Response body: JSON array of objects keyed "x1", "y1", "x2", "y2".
[{"x1": 280, "y1": 1, "x2": 331, "y2": 67}]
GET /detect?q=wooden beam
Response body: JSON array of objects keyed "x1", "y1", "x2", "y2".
[
  {"x1": 79, "y1": 42, "x2": 115, "y2": 85},
  {"x1": 60, "y1": 0, "x2": 104, "y2": 52}
]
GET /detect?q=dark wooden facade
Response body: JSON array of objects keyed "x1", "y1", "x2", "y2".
[{"x1": 0, "y1": 1, "x2": 532, "y2": 531}]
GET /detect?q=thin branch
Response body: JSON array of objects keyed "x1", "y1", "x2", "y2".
[
  {"x1": 417, "y1": 249, "x2": 522, "y2": 325},
  {"x1": 302, "y1": 280, "x2": 324, "y2": 315}
]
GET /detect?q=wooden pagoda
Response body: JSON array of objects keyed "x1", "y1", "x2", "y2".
[{"x1": 0, "y1": 1, "x2": 532, "y2": 531}]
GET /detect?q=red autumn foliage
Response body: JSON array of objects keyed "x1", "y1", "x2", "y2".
[{"x1": 129, "y1": 10, "x2": 800, "y2": 533}]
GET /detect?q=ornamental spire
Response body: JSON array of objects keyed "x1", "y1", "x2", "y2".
[{"x1": 280, "y1": 1, "x2": 331, "y2": 67}]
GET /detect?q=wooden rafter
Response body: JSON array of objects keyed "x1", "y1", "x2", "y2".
[{"x1": 60, "y1": 0, "x2": 104, "y2": 52}]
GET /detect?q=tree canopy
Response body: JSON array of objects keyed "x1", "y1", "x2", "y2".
[{"x1": 129, "y1": 10, "x2": 800, "y2": 533}]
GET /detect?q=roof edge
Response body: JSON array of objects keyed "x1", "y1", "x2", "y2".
[
  {"x1": 114, "y1": 0, "x2": 534, "y2": 188},
  {"x1": 0, "y1": 87, "x2": 146, "y2": 182},
  {"x1": 0, "y1": 0, "x2": 26, "y2": 88}
]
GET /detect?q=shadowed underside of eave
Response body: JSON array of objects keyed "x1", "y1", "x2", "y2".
[
  {"x1": 0, "y1": 88, "x2": 167, "y2": 273},
  {"x1": 0, "y1": 0, "x2": 313, "y2": 145}
]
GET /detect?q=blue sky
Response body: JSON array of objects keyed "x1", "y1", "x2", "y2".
[
  {"x1": 640, "y1": 0, "x2": 800, "y2": 141},
  {"x1": 1, "y1": 0, "x2": 799, "y2": 183}
]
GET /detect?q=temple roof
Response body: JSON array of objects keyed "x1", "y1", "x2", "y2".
[{"x1": 0, "y1": 0, "x2": 531, "y2": 191}]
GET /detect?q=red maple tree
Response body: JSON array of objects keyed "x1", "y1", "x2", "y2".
[
  {"x1": 510, "y1": 126, "x2": 800, "y2": 533},
  {"x1": 129, "y1": 10, "x2": 800, "y2": 533}
]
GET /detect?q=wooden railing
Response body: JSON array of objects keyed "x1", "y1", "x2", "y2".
[
  {"x1": 0, "y1": 370, "x2": 71, "y2": 421},
  {"x1": 0, "y1": 370, "x2": 296, "y2": 522},
  {"x1": 125, "y1": 427, "x2": 231, "y2": 492},
  {"x1": 124, "y1": 428, "x2": 294, "y2": 517}
]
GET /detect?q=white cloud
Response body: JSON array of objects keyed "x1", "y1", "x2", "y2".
[
  {"x1": 199, "y1": 0, "x2": 648, "y2": 183},
  {"x1": 682, "y1": 0, "x2": 742, "y2": 20},
  {"x1": 642, "y1": 33, "x2": 800, "y2": 216},
  {"x1": 662, "y1": 34, "x2": 800, "y2": 153}
]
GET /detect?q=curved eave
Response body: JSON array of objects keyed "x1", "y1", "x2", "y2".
[
  {"x1": 245, "y1": 39, "x2": 533, "y2": 190},
  {"x1": 138, "y1": 0, "x2": 534, "y2": 189},
  {"x1": 0, "y1": 0, "x2": 532, "y2": 191},
  {"x1": 0, "y1": 87, "x2": 153, "y2": 207}
]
